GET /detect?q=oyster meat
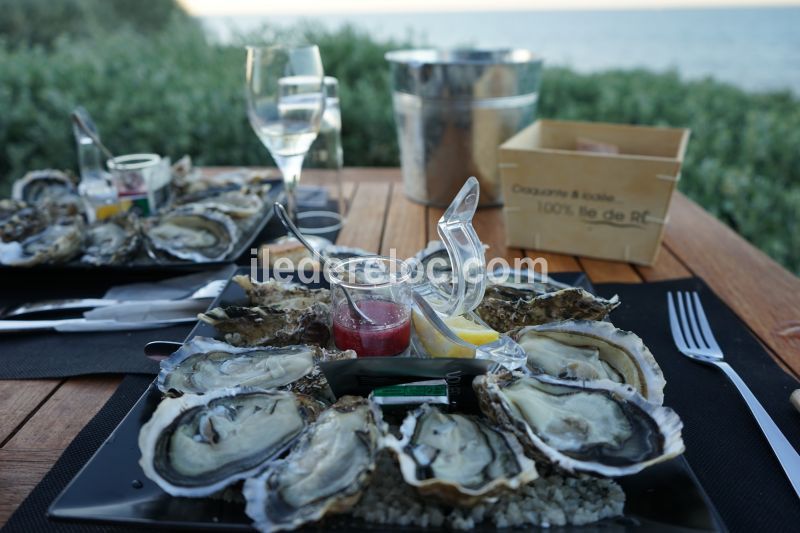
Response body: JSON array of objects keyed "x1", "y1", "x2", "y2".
[
  {"x1": 477, "y1": 280, "x2": 620, "y2": 331},
  {"x1": 138, "y1": 388, "x2": 323, "y2": 497},
  {"x1": 244, "y1": 396, "x2": 381, "y2": 532},
  {"x1": 0, "y1": 222, "x2": 83, "y2": 266},
  {"x1": 81, "y1": 214, "x2": 141, "y2": 265},
  {"x1": 513, "y1": 320, "x2": 666, "y2": 405},
  {"x1": 199, "y1": 302, "x2": 330, "y2": 348},
  {"x1": 384, "y1": 404, "x2": 538, "y2": 507},
  {"x1": 177, "y1": 189, "x2": 265, "y2": 219},
  {"x1": 233, "y1": 275, "x2": 330, "y2": 307},
  {"x1": 144, "y1": 205, "x2": 239, "y2": 262},
  {"x1": 157, "y1": 336, "x2": 355, "y2": 402},
  {"x1": 474, "y1": 373, "x2": 684, "y2": 477}
]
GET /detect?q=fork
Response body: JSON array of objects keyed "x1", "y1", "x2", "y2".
[
  {"x1": 667, "y1": 291, "x2": 800, "y2": 500},
  {"x1": 2, "y1": 279, "x2": 227, "y2": 318}
]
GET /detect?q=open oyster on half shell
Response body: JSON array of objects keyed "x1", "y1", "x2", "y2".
[
  {"x1": 384, "y1": 404, "x2": 538, "y2": 507},
  {"x1": 233, "y1": 274, "x2": 330, "y2": 307},
  {"x1": 81, "y1": 214, "x2": 142, "y2": 266},
  {"x1": 474, "y1": 372, "x2": 684, "y2": 477},
  {"x1": 477, "y1": 279, "x2": 620, "y2": 332},
  {"x1": 512, "y1": 320, "x2": 666, "y2": 405},
  {"x1": 138, "y1": 388, "x2": 323, "y2": 497},
  {"x1": 144, "y1": 205, "x2": 239, "y2": 263},
  {"x1": 0, "y1": 200, "x2": 48, "y2": 243},
  {"x1": 0, "y1": 222, "x2": 83, "y2": 266},
  {"x1": 157, "y1": 336, "x2": 355, "y2": 402},
  {"x1": 244, "y1": 396, "x2": 382, "y2": 533}
]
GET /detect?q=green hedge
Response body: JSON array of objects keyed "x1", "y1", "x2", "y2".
[{"x1": 0, "y1": 15, "x2": 797, "y2": 274}]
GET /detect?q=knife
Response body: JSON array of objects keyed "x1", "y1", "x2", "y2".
[{"x1": 0, "y1": 316, "x2": 198, "y2": 333}]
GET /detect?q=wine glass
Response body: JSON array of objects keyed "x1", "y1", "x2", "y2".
[{"x1": 245, "y1": 44, "x2": 325, "y2": 220}]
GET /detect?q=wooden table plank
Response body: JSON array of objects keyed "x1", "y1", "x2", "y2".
[
  {"x1": 0, "y1": 381, "x2": 62, "y2": 447},
  {"x1": 636, "y1": 246, "x2": 692, "y2": 281},
  {"x1": 0, "y1": 449, "x2": 62, "y2": 525},
  {"x1": 525, "y1": 250, "x2": 581, "y2": 274},
  {"x1": 335, "y1": 182, "x2": 391, "y2": 253},
  {"x1": 579, "y1": 257, "x2": 642, "y2": 284},
  {"x1": 664, "y1": 192, "x2": 800, "y2": 376},
  {"x1": 381, "y1": 185, "x2": 426, "y2": 259}
]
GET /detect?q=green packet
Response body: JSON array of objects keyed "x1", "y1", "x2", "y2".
[
  {"x1": 371, "y1": 379, "x2": 449, "y2": 406},
  {"x1": 319, "y1": 357, "x2": 497, "y2": 413}
]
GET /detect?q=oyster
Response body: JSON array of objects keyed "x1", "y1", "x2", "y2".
[
  {"x1": 0, "y1": 222, "x2": 83, "y2": 266},
  {"x1": 474, "y1": 373, "x2": 684, "y2": 477},
  {"x1": 138, "y1": 388, "x2": 323, "y2": 497},
  {"x1": 233, "y1": 275, "x2": 330, "y2": 307},
  {"x1": 157, "y1": 336, "x2": 355, "y2": 402},
  {"x1": 81, "y1": 214, "x2": 141, "y2": 265},
  {"x1": 0, "y1": 200, "x2": 47, "y2": 243},
  {"x1": 513, "y1": 320, "x2": 666, "y2": 405},
  {"x1": 244, "y1": 396, "x2": 381, "y2": 532},
  {"x1": 384, "y1": 404, "x2": 538, "y2": 507},
  {"x1": 11, "y1": 169, "x2": 78, "y2": 205},
  {"x1": 177, "y1": 190, "x2": 265, "y2": 219},
  {"x1": 144, "y1": 205, "x2": 238, "y2": 262},
  {"x1": 199, "y1": 302, "x2": 331, "y2": 348},
  {"x1": 477, "y1": 280, "x2": 620, "y2": 331}
]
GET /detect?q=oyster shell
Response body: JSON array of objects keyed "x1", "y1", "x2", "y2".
[
  {"x1": 11, "y1": 169, "x2": 78, "y2": 205},
  {"x1": 474, "y1": 372, "x2": 684, "y2": 477},
  {"x1": 144, "y1": 205, "x2": 238, "y2": 262},
  {"x1": 138, "y1": 388, "x2": 323, "y2": 497},
  {"x1": 157, "y1": 336, "x2": 355, "y2": 402},
  {"x1": 233, "y1": 274, "x2": 330, "y2": 307},
  {"x1": 243, "y1": 396, "x2": 381, "y2": 532},
  {"x1": 199, "y1": 302, "x2": 331, "y2": 347},
  {"x1": 0, "y1": 200, "x2": 47, "y2": 243},
  {"x1": 81, "y1": 214, "x2": 141, "y2": 265},
  {"x1": 384, "y1": 404, "x2": 538, "y2": 507},
  {"x1": 177, "y1": 190, "x2": 265, "y2": 219},
  {"x1": 0, "y1": 222, "x2": 83, "y2": 266},
  {"x1": 513, "y1": 320, "x2": 666, "y2": 405},
  {"x1": 476, "y1": 280, "x2": 620, "y2": 331}
]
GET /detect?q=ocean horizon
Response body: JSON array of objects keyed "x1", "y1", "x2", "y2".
[{"x1": 201, "y1": 6, "x2": 800, "y2": 94}]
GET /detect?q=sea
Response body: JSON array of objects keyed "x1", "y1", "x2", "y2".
[{"x1": 200, "y1": 6, "x2": 800, "y2": 94}]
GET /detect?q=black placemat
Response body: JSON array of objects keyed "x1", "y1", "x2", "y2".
[
  {"x1": 594, "y1": 277, "x2": 800, "y2": 533},
  {"x1": 0, "y1": 266, "x2": 235, "y2": 379},
  {"x1": 2, "y1": 375, "x2": 153, "y2": 533}
]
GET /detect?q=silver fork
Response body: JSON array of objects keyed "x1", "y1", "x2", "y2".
[
  {"x1": 2, "y1": 279, "x2": 227, "y2": 318},
  {"x1": 667, "y1": 291, "x2": 800, "y2": 500}
]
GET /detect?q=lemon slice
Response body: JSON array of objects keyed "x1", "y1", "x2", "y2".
[{"x1": 412, "y1": 309, "x2": 500, "y2": 358}]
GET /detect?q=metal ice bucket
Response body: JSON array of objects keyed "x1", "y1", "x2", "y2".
[{"x1": 386, "y1": 49, "x2": 542, "y2": 207}]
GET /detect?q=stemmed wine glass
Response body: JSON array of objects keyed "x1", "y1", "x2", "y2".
[{"x1": 245, "y1": 45, "x2": 326, "y2": 220}]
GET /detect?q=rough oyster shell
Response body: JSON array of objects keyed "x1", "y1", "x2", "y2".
[
  {"x1": 11, "y1": 169, "x2": 78, "y2": 205},
  {"x1": 0, "y1": 222, "x2": 83, "y2": 266},
  {"x1": 476, "y1": 280, "x2": 620, "y2": 331},
  {"x1": 157, "y1": 336, "x2": 355, "y2": 402},
  {"x1": 474, "y1": 372, "x2": 684, "y2": 477},
  {"x1": 0, "y1": 200, "x2": 48, "y2": 243},
  {"x1": 384, "y1": 404, "x2": 538, "y2": 507},
  {"x1": 144, "y1": 205, "x2": 238, "y2": 262},
  {"x1": 513, "y1": 320, "x2": 666, "y2": 405},
  {"x1": 198, "y1": 303, "x2": 331, "y2": 347},
  {"x1": 244, "y1": 396, "x2": 382, "y2": 532},
  {"x1": 138, "y1": 388, "x2": 323, "y2": 497},
  {"x1": 233, "y1": 275, "x2": 330, "y2": 307},
  {"x1": 81, "y1": 214, "x2": 142, "y2": 265}
]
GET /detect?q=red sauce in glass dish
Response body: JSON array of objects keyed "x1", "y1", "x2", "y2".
[{"x1": 332, "y1": 300, "x2": 411, "y2": 357}]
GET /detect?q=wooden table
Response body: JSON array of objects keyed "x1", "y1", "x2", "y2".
[{"x1": 1, "y1": 168, "x2": 798, "y2": 525}]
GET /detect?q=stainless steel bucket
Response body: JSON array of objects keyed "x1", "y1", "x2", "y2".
[{"x1": 386, "y1": 49, "x2": 542, "y2": 207}]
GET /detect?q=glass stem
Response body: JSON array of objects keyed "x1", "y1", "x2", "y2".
[{"x1": 274, "y1": 153, "x2": 305, "y2": 221}]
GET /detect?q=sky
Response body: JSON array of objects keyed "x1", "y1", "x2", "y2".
[{"x1": 180, "y1": 0, "x2": 800, "y2": 15}]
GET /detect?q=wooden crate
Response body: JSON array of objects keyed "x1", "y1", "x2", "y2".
[{"x1": 499, "y1": 119, "x2": 690, "y2": 265}]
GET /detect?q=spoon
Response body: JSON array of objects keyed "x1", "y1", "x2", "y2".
[
  {"x1": 71, "y1": 111, "x2": 116, "y2": 162},
  {"x1": 273, "y1": 202, "x2": 376, "y2": 325}
]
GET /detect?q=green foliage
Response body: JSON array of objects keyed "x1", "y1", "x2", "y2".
[{"x1": 0, "y1": 7, "x2": 797, "y2": 274}]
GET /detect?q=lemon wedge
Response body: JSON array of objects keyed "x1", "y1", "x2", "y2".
[{"x1": 412, "y1": 309, "x2": 500, "y2": 358}]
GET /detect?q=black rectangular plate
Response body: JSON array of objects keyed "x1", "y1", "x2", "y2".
[
  {"x1": 0, "y1": 180, "x2": 284, "y2": 273},
  {"x1": 48, "y1": 269, "x2": 726, "y2": 532}
]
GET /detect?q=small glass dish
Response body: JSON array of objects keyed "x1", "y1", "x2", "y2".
[{"x1": 329, "y1": 256, "x2": 412, "y2": 357}]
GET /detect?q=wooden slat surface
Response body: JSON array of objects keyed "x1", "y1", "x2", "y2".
[{"x1": 1, "y1": 167, "x2": 798, "y2": 527}]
